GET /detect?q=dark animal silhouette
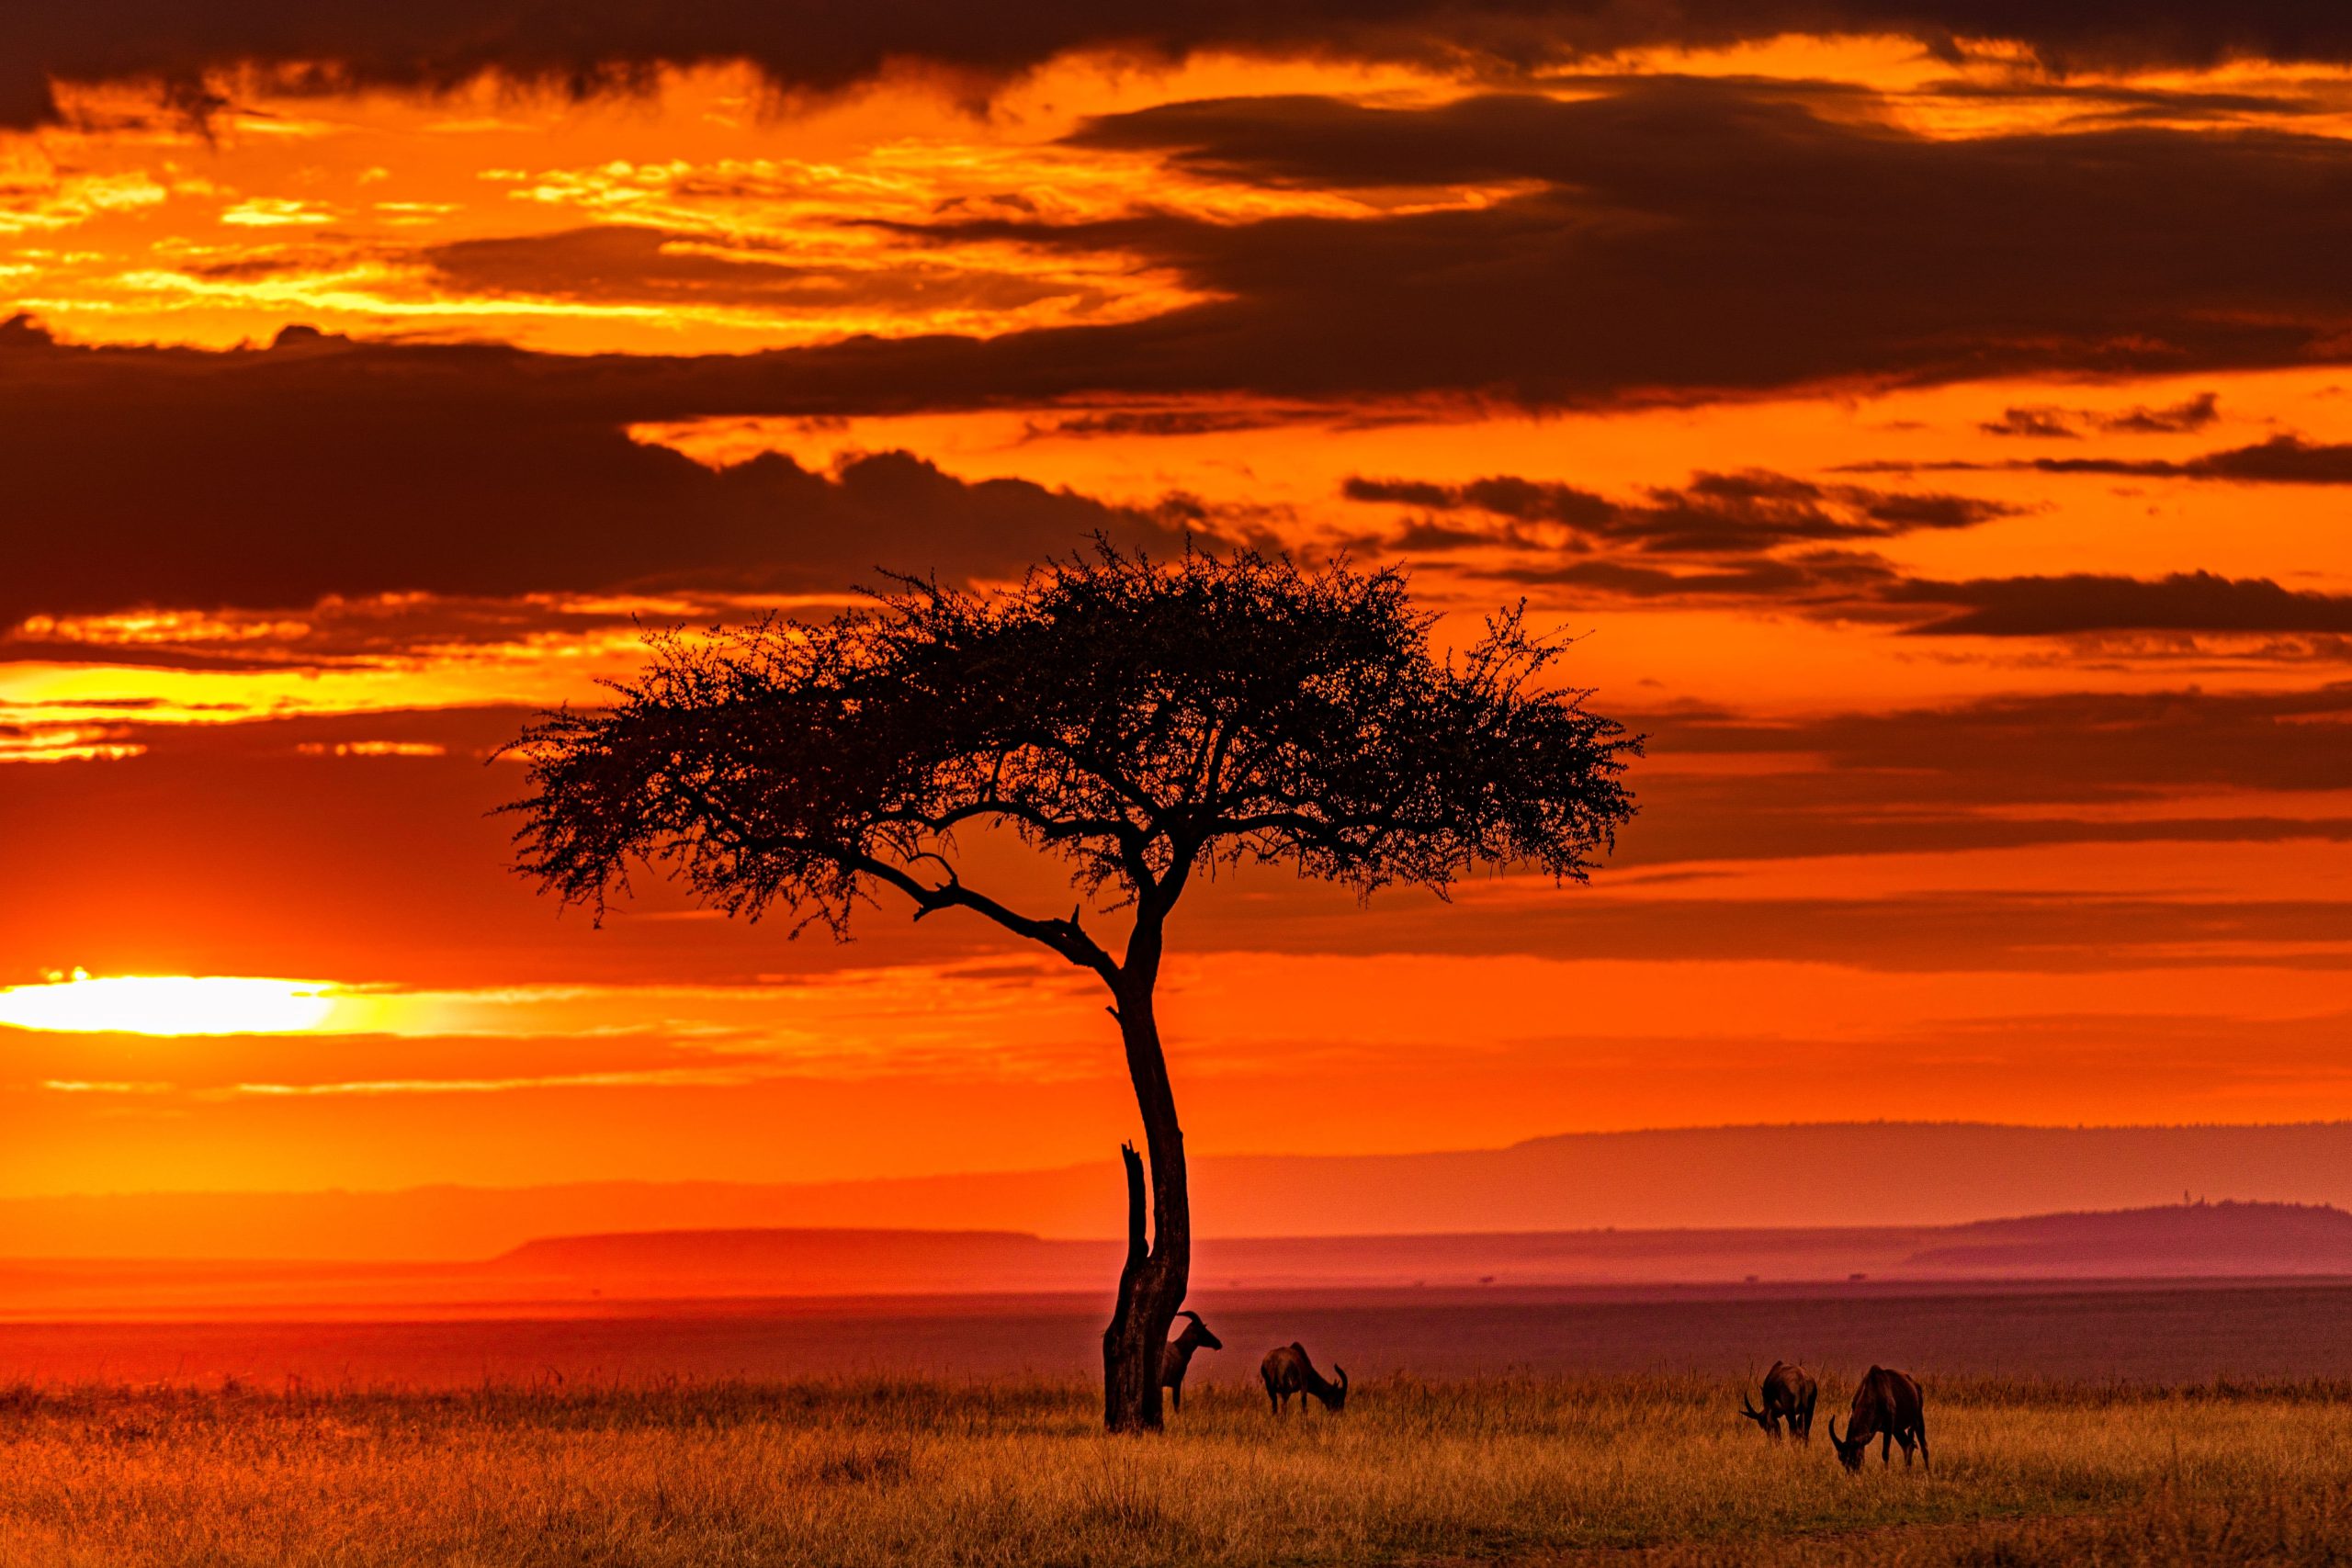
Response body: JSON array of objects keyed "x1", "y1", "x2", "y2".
[
  {"x1": 1829, "y1": 1366, "x2": 1928, "y2": 1472},
  {"x1": 1260, "y1": 1343, "x2": 1349, "y2": 1416},
  {"x1": 1740, "y1": 1360, "x2": 1818, "y2": 1442},
  {"x1": 1159, "y1": 1311, "x2": 1223, "y2": 1413}
]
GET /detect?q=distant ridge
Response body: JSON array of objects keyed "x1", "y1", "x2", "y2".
[
  {"x1": 10, "y1": 1201, "x2": 2352, "y2": 1317},
  {"x1": 1905, "y1": 1200, "x2": 2352, "y2": 1275},
  {"x1": 12, "y1": 1121, "x2": 2352, "y2": 1260},
  {"x1": 496, "y1": 1200, "x2": 2352, "y2": 1292}
]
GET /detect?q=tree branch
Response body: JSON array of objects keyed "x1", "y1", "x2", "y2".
[
  {"x1": 850, "y1": 851, "x2": 1123, "y2": 987},
  {"x1": 656, "y1": 775, "x2": 1123, "y2": 987}
]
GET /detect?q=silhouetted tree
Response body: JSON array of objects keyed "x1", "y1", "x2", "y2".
[{"x1": 504, "y1": 545, "x2": 1639, "y2": 1431}]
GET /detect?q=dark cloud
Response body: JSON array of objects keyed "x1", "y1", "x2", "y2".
[
  {"x1": 833, "y1": 82, "x2": 2352, "y2": 405},
  {"x1": 1511, "y1": 552, "x2": 1899, "y2": 603},
  {"x1": 0, "y1": 592, "x2": 719, "y2": 672},
  {"x1": 1647, "y1": 683, "x2": 2352, "y2": 799},
  {"x1": 1347, "y1": 469, "x2": 2017, "y2": 553},
  {"x1": 1341, "y1": 465, "x2": 2006, "y2": 615},
  {"x1": 1911, "y1": 81, "x2": 2322, "y2": 123},
  {"x1": 1578, "y1": 558, "x2": 2352, "y2": 642},
  {"x1": 1894, "y1": 570, "x2": 2352, "y2": 636},
  {"x1": 0, "y1": 318, "x2": 1210, "y2": 622},
  {"x1": 10, "y1": 77, "x2": 2352, "y2": 631},
  {"x1": 15, "y1": 1, "x2": 2352, "y2": 132},
  {"x1": 1975, "y1": 394, "x2": 2221, "y2": 439},
  {"x1": 2101, "y1": 391, "x2": 2222, "y2": 434},
  {"x1": 1268, "y1": 890, "x2": 2352, "y2": 972},
  {"x1": 417, "y1": 226, "x2": 1087, "y2": 316},
  {"x1": 12, "y1": 82, "x2": 2352, "y2": 449},
  {"x1": 1298, "y1": 678, "x2": 2352, "y2": 967},
  {"x1": 2030, "y1": 434, "x2": 2352, "y2": 482},
  {"x1": 1019, "y1": 407, "x2": 1331, "y2": 440},
  {"x1": 1860, "y1": 432, "x2": 2352, "y2": 481},
  {"x1": 1532, "y1": 688, "x2": 2352, "y2": 945},
  {"x1": 1345, "y1": 457, "x2": 2352, "y2": 643},
  {"x1": 1978, "y1": 406, "x2": 2085, "y2": 438},
  {"x1": 1349, "y1": 474, "x2": 1614, "y2": 528}
]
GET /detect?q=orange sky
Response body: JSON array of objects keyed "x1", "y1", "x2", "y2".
[{"x1": 6, "y1": 16, "x2": 2352, "y2": 1210}]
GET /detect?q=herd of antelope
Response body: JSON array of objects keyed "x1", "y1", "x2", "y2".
[
  {"x1": 1168, "y1": 1316, "x2": 1926, "y2": 1471},
  {"x1": 1739, "y1": 1359, "x2": 1929, "y2": 1471},
  {"x1": 1157, "y1": 1314, "x2": 1350, "y2": 1416}
]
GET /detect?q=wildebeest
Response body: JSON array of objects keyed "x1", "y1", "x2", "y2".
[
  {"x1": 1260, "y1": 1343, "x2": 1349, "y2": 1416},
  {"x1": 1159, "y1": 1310, "x2": 1223, "y2": 1413},
  {"x1": 1739, "y1": 1360, "x2": 1818, "y2": 1442},
  {"x1": 1828, "y1": 1366, "x2": 1928, "y2": 1471}
]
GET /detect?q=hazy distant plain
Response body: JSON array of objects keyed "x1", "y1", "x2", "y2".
[{"x1": 12, "y1": 1279, "x2": 2352, "y2": 1390}]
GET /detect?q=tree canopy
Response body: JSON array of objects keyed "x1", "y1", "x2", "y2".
[{"x1": 506, "y1": 545, "x2": 1641, "y2": 987}]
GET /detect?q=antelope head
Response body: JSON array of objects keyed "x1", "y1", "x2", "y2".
[
  {"x1": 1327, "y1": 1364, "x2": 1349, "y2": 1411},
  {"x1": 1179, "y1": 1311, "x2": 1222, "y2": 1350},
  {"x1": 1828, "y1": 1416, "x2": 1867, "y2": 1472},
  {"x1": 1739, "y1": 1394, "x2": 1777, "y2": 1434}
]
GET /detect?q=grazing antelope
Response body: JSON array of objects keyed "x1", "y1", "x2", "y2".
[
  {"x1": 1829, "y1": 1366, "x2": 1928, "y2": 1472},
  {"x1": 1159, "y1": 1310, "x2": 1223, "y2": 1414},
  {"x1": 1739, "y1": 1360, "x2": 1818, "y2": 1442},
  {"x1": 1260, "y1": 1343, "x2": 1349, "y2": 1416}
]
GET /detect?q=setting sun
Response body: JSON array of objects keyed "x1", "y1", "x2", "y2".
[{"x1": 0, "y1": 972, "x2": 337, "y2": 1035}]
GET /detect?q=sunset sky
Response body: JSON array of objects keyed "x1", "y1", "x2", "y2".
[{"x1": 6, "y1": 5, "x2": 2352, "y2": 1212}]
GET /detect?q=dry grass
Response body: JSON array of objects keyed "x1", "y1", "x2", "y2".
[{"x1": 3, "y1": 1374, "x2": 2349, "y2": 1566}]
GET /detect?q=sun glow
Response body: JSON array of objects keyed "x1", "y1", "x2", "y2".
[{"x1": 0, "y1": 973, "x2": 338, "y2": 1035}]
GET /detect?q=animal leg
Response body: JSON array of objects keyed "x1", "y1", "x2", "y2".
[
  {"x1": 1916, "y1": 1420, "x2": 1930, "y2": 1471},
  {"x1": 1170, "y1": 1382, "x2": 1182, "y2": 1415},
  {"x1": 1881, "y1": 1433, "x2": 1893, "y2": 1466}
]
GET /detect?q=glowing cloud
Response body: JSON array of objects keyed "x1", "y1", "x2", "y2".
[{"x1": 0, "y1": 972, "x2": 337, "y2": 1035}]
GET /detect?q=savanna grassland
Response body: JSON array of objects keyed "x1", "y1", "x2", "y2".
[{"x1": 3, "y1": 1375, "x2": 2348, "y2": 1567}]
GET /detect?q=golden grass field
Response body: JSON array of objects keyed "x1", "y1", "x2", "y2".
[{"x1": 4, "y1": 1374, "x2": 2349, "y2": 1566}]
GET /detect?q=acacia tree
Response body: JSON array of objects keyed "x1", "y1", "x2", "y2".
[{"x1": 505, "y1": 545, "x2": 1638, "y2": 1431}]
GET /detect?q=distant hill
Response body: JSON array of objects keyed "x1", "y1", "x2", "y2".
[
  {"x1": 10, "y1": 1201, "x2": 2352, "y2": 1317},
  {"x1": 12, "y1": 1121, "x2": 2352, "y2": 1260},
  {"x1": 494, "y1": 1200, "x2": 2352, "y2": 1297},
  {"x1": 1904, "y1": 1201, "x2": 2352, "y2": 1276}
]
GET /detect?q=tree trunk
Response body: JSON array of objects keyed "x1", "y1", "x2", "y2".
[{"x1": 1101, "y1": 987, "x2": 1189, "y2": 1432}]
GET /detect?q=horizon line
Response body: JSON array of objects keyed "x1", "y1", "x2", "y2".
[{"x1": 17, "y1": 1116, "x2": 2352, "y2": 1206}]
